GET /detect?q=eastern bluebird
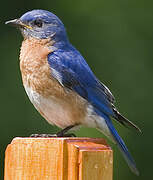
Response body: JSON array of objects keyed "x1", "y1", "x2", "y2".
[{"x1": 6, "y1": 9, "x2": 141, "y2": 175}]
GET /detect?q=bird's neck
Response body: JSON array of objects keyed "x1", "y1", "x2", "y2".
[
  {"x1": 51, "y1": 32, "x2": 70, "y2": 49},
  {"x1": 54, "y1": 40, "x2": 68, "y2": 49}
]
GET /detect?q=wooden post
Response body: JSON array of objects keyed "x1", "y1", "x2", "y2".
[{"x1": 4, "y1": 137, "x2": 113, "y2": 180}]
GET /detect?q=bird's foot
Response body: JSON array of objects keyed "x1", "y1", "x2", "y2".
[
  {"x1": 30, "y1": 125, "x2": 77, "y2": 138},
  {"x1": 30, "y1": 133, "x2": 76, "y2": 138},
  {"x1": 56, "y1": 132, "x2": 76, "y2": 137},
  {"x1": 30, "y1": 134, "x2": 57, "y2": 138}
]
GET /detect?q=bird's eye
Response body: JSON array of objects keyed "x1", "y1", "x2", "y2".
[{"x1": 33, "y1": 19, "x2": 43, "y2": 27}]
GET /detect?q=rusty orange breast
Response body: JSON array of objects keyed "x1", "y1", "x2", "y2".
[
  {"x1": 19, "y1": 37, "x2": 87, "y2": 126},
  {"x1": 20, "y1": 37, "x2": 57, "y2": 96}
]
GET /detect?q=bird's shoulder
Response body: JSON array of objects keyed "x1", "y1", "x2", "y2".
[{"x1": 48, "y1": 44, "x2": 98, "y2": 85}]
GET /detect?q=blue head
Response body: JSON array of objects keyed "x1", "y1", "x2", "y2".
[{"x1": 6, "y1": 10, "x2": 68, "y2": 44}]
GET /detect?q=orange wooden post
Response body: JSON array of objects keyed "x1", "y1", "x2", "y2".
[{"x1": 4, "y1": 137, "x2": 113, "y2": 180}]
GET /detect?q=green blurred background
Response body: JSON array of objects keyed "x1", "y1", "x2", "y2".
[{"x1": 1, "y1": 0, "x2": 153, "y2": 179}]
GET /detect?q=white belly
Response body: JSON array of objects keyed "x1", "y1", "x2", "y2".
[
  {"x1": 24, "y1": 85, "x2": 113, "y2": 141},
  {"x1": 24, "y1": 85, "x2": 79, "y2": 128}
]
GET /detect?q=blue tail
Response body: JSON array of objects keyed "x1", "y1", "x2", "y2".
[{"x1": 96, "y1": 110, "x2": 139, "y2": 175}]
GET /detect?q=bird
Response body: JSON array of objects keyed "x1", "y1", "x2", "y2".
[{"x1": 5, "y1": 9, "x2": 141, "y2": 175}]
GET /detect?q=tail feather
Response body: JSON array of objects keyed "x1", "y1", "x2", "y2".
[
  {"x1": 106, "y1": 116, "x2": 139, "y2": 175},
  {"x1": 96, "y1": 109, "x2": 139, "y2": 175},
  {"x1": 113, "y1": 108, "x2": 141, "y2": 133}
]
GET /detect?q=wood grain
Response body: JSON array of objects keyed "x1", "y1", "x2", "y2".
[{"x1": 4, "y1": 137, "x2": 113, "y2": 180}]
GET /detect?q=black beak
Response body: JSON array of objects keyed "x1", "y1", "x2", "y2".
[
  {"x1": 5, "y1": 19, "x2": 22, "y2": 27},
  {"x1": 5, "y1": 19, "x2": 32, "y2": 29}
]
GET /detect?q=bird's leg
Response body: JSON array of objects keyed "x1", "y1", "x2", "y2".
[
  {"x1": 56, "y1": 125, "x2": 76, "y2": 137},
  {"x1": 30, "y1": 125, "x2": 76, "y2": 138}
]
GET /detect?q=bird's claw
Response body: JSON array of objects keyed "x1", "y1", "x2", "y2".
[
  {"x1": 30, "y1": 133, "x2": 76, "y2": 138},
  {"x1": 30, "y1": 134, "x2": 57, "y2": 138}
]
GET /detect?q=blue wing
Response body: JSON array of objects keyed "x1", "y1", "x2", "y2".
[{"x1": 48, "y1": 45, "x2": 115, "y2": 116}]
